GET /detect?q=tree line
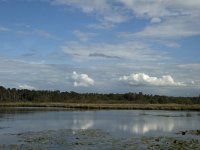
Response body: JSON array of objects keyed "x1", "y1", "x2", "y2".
[{"x1": 0, "y1": 86, "x2": 200, "y2": 104}]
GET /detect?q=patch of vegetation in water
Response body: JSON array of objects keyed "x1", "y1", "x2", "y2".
[
  {"x1": 141, "y1": 136, "x2": 199, "y2": 150},
  {"x1": 17, "y1": 129, "x2": 127, "y2": 150},
  {"x1": 193, "y1": 130, "x2": 200, "y2": 135},
  {"x1": 176, "y1": 130, "x2": 200, "y2": 136},
  {"x1": 0, "y1": 144, "x2": 48, "y2": 150},
  {"x1": 1, "y1": 129, "x2": 200, "y2": 150}
]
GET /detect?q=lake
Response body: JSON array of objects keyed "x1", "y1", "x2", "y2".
[{"x1": 0, "y1": 108, "x2": 200, "y2": 149}]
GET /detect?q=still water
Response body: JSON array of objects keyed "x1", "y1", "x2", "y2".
[{"x1": 0, "y1": 108, "x2": 200, "y2": 144}]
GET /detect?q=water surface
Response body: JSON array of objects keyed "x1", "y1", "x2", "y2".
[{"x1": 0, "y1": 108, "x2": 200, "y2": 149}]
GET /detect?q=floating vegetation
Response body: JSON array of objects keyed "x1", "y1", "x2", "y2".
[
  {"x1": 177, "y1": 130, "x2": 200, "y2": 136},
  {"x1": 1, "y1": 129, "x2": 199, "y2": 150},
  {"x1": 142, "y1": 136, "x2": 199, "y2": 150},
  {"x1": 189, "y1": 130, "x2": 200, "y2": 136}
]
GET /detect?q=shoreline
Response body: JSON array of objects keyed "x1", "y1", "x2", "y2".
[{"x1": 0, "y1": 102, "x2": 200, "y2": 111}]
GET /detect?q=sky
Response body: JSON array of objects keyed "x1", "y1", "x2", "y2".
[{"x1": 0, "y1": 0, "x2": 200, "y2": 96}]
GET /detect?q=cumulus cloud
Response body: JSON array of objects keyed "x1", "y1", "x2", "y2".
[
  {"x1": 119, "y1": 73, "x2": 184, "y2": 86},
  {"x1": 0, "y1": 58, "x2": 199, "y2": 96},
  {"x1": 18, "y1": 84, "x2": 36, "y2": 90},
  {"x1": 72, "y1": 71, "x2": 94, "y2": 87}
]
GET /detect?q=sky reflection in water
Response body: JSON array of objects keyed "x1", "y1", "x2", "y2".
[{"x1": 0, "y1": 109, "x2": 200, "y2": 137}]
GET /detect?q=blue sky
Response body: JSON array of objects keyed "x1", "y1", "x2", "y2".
[{"x1": 0, "y1": 0, "x2": 200, "y2": 96}]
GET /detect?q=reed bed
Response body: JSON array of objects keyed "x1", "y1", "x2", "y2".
[{"x1": 0, "y1": 102, "x2": 200, "y2": 110}]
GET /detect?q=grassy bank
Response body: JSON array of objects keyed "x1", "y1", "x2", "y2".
[{"x1": 0, "y1": 102, "x2": 200, "y2": 110}]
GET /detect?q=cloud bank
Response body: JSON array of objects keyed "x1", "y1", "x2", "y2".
[
  {"x1": 72, "y1": 71, "x2": 94, "y2": 87},
  {"x1": 62, "y1": 41, "x2": 167, "y2": 61},
  {"x1": 18, "y1": 84, "x2": 36, "y2": 90},
  {"x1": 119, "y1": 73, "x2": 184, "y2": 87}
]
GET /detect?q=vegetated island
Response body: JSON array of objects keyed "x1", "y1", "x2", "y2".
[{"x1": 0, "y1": 86, "x2": 200, "y2": 110}]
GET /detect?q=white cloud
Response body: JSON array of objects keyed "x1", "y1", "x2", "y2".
[
  {"x1": 15, "y1": 23, "x2": 31, "y2": 28},
  {"x1": 0, "y1": 24, "x2": 58, "y2": 40},
  {"x1": 0, "y1": 58, "x2": 72, "y2": 90},
  {"x1": 52, "y1": 0, "x2": 130, "y2": 28},
  {"x1": 120, "y1": 0, "x2": 200, "y2": 18},
  {"x1": 119, "y1": 0, "x2": 168, "y2": 18},
  {"x1": 134, "y1": 16, "x2": 200, "y2": 38},
  {"x1": 177, "y1": 63, "x2": 200, "y2": 70},
  {"x1": 34, "y1": 29, "x2": 58, "y2": 40},
  {"x1": 87, "y1": 22, "x2": 116, "y2": 29},
  {"x1": 51, "y1": 0, "x2": 200, "y2": 39},
  {"x1": 73, "y1": 30, "x2": 97, "y2": 42},
  {"x1": 119, "y1": 73, "x2": 184, "y2": 86},
  {"x1": 62, "y1": 41, "x2": 168, "y2": 61},
  {"x1": 150, "y1": 17, "x2": 162, "y2": 24},
  {"x1": 72, "y1": 71, "x2": 94, "y2": 87},
  {"x1": 0, "y1": 26, "x2": 10, "y2": 32},
  {"x1": 157, "y1": 40, "x2": 181, "y2": 48},
  {"x1": 0, "y1": 58, "x2": 199, "y2": 96},
  {"x1": 118, "y1": 32, "x2": 182, "y2": 48},
  {"x1": 119, "y1": 0, "x2": 200, "y2": 38},
  {"x1": 52, "y1": 0, "x2": 108, "y2": 13},
  {"x1": 119, "y1": 15, "x2": 200, "y2": 39},
  {"x1": 18, "y1": 84, "x2": 36, "y2": 90},
  {"x1": 19, "y1": 29, "x2": 59, "y2": 40}
]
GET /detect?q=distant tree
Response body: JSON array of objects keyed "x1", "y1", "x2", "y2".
[{"x1": 0, "y1": 85, "x2": 199, "y2": 104}]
